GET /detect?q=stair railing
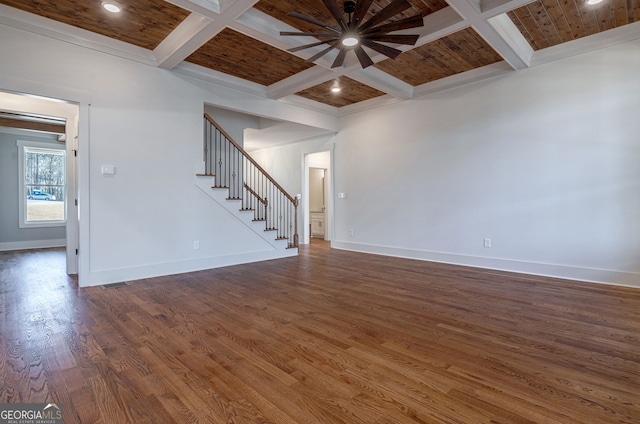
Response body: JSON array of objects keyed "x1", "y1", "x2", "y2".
[{"x1": 203, "y1": 114, "x2": 298, "y2": 248}]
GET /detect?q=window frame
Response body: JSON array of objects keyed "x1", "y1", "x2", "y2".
[{"x1": 17, "y1": 140, "x2": 67, "y2": 228}]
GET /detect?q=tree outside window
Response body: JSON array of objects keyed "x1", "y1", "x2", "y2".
[{"x1": 18, "y1": 140, "x2": 66, "y2": 227}]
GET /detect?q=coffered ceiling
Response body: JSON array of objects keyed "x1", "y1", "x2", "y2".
[{"x1": 0, "y1": 0, "x2": 638, "y2": 116}]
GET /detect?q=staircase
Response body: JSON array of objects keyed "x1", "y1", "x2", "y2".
[{"x1": 196, "y1": 114, "x2": 298, "y2": 252}]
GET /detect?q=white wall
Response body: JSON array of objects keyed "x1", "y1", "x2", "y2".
[
  {"x1": 0, "y1": 23, "x2": 335, "y2": 286},
  {"x1": 329, "y1": 38, "x2": 640, "y2": 287},
  {"x1": 204, "y1": 105, "x2": 261, "y2": 147}
]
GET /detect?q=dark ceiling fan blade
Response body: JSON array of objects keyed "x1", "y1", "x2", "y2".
[
  {"x1": 280, "y1": 31, "x2": 341, "y2": 37},
  {"x1": 361, "y1": 14, "x2": 424, "y2": 35},
  {"x1": 331, "y1": 48, "x2": 348, "y2": 68},
  {"x1": 287, "y1": 39, "x2": 338, "y2": 53},
  {"x1": 287, "y1": 12, "x2": 341, "y2": 33},
  {"x1": 305, "y1": 41, "x2": 339, "y2": 63},
  {"x1": 359, "y1": 0, "x2": 413, "y2": 32},
  {"x1": 352, "y1": 0, "x2": 375, "y2": 28},
  {"x1": 321, "y1": 0, "x2": 348, "y2": 30},
  {"x1": 362, "y1": 40, "x2": 403, "y2": 59},
  {"x1": 362, "y1": 34, "x2": 420, "y2": 45},
  {"x1": 354, "y1": 45, "x2": 374, "y2": 68}
]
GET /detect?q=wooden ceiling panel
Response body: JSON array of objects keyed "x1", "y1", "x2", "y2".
[
  {"x1": 186, "y1": 28, "x2": 314, "y2": 86},
  {"x1": 295, "y1": 76, "x2": 386, "y2": 108},
  {"x1": 507, "y1": 0, "x2": 640, "y2": 51},
  {"x1": 255, "y1": 0, "x2": 448, "y2": 34},
  {"x1": 0, "y1": 0, "x2": 190, "y2": 50},
  {"x1": 373, "y1": 28, "x2": 504, "y2": 86}
]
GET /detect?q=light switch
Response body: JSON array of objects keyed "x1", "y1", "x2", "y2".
[
  {"x1": 102, "y1": 165, "x2": 116, "y2": 176},
  {"x1": 338, "y1": 192, "x2": 348, "y2": 199}
]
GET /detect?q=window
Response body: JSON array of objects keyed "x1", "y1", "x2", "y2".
[{"x1": 18, "y1": 140, "x2": 66, "y2": 228}]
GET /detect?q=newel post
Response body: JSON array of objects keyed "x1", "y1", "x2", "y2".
[{"x1": 293, "y1": 198, "x2": 299, "y2": 248}]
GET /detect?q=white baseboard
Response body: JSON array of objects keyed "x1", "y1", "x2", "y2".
[
  {"x1": 0, "y1": 239, "x2": 66, "y2": 251},
  {"x1": 331, "y1": 241, "x2": 640, "y2": 289},
  {"x1": 81, "y1": 248, "x2": 298, "y2": 287}
]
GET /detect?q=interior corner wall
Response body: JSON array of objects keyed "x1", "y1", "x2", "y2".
[
  {"x1": 204, "y1": 105, "x2": 262, "y2": 147},
  {"x1": 329, "y1": 38, "x2": 640, "y2": 288},
  {"x1": 0, "y1": 23, "x2": 332, "y2": 287},
  {"x1": 0, "y1": 130, "x2": 66, "y2": 250},
  {"x1": 251, "y1": 135, "x2": 335, "y2": 203}
]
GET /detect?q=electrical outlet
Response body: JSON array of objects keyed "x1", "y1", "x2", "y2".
[
  {"x1": 193, "y1": 240, "x2": 200, "y2": 250},
  {"x1": 483, "y1": 238, "x2": 491, "y2": 248},
  {"x1": 349, "y1": 229, "x2": 355, "y2": 237}
]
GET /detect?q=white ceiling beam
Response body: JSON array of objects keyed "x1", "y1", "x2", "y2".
[
  {"x1": 480, "y1": 0, "x2": 539, "y2": 16},
  {"x1": 412, "y1": 7, "x2": 469, "y2": 46},
  {"x1": 156, "y1": 0, "x2": 259, "y2": 70},
  {"x1": 413, "y1": 61, "x2": 514, "y2": 97},
  {"x1": 266, "y1": 67, "x2": 346, "y2": 100},
  {"x1": 172, "y1": 61, "x2": 267, "y2": 96},
  {"x1": 446, "y1": 0, "x2": 531, "y2": 70},
  {"x1": 164, "y1": 0, "x2": 220, "y2": 18},
  {"x1": 155, "y1": 14, "x2": 219, "y2": 69},
  {"x1": 349, "y1": 67, "x2": 414, "y2": 99}
]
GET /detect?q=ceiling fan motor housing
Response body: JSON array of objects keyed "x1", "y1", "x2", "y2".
[{"x1": 344, "y1": 1, "x2": 356, "y2": 14}]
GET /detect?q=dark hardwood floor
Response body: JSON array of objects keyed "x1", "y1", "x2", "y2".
[{"x1": 1, "y1": 241, "x2": 639, "y2": 423}]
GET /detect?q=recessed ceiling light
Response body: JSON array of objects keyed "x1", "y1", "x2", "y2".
[
  {"x1": 102, "y1": 2, "x2": 122, "y2": 13},
  {"x1": 586, "y1": 0, "x2": 603, "y2": 4},
  {"x1": 331, "y1": 87, "x2": 341, "y2": 93}
]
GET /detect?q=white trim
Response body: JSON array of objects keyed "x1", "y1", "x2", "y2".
[
  {"x1": 531, "y1": 20, "x2": 640, "y2": 67},
  {"x1": 17, "y1": 140, "x2": 65, "y2": 149},
  {"x1": 0, "y1": 239, "x2": 66, "y2": 252},
  {"x1": 331, "y1": 241, "x2": 640, "y2": 289},
  {"x1": 301, "y1": 144, "x2": 335, "y2": 245},
  {"x1": 0, "y1": 4, "x2": 156, "y2": 67},
  {"x1": 17, "y1": 139, "x2": 67, "y2": 229},
  {"x1": 83, "y1": 249, "x2": 297, "y2": 287}
]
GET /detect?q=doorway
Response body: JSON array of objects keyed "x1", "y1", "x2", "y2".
[
  {"x1": 309, "y1": 167, "x2": 327, "y2": 239},
  {"x1": 0, "y1": 90, "x2": 80, "y2": 274},
  {"x1": 303, "y1": 150, "x2": 332, "y2": 244}
]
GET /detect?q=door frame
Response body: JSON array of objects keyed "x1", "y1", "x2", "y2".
[
  {"x1": 302, "y1": 149, "x2": 333, "y2": 244},
  {"x1": 0, "y1": 87, "x2": 86, "y2": 278}
]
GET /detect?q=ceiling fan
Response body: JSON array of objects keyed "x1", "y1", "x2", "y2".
[{"x1": 280, "y1": 0, "x2": 424, "y2": 69}]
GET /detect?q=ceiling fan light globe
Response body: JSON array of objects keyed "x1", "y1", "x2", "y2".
[{"x1": 342, "y1": 36, "x2": 359, "y2": 47}]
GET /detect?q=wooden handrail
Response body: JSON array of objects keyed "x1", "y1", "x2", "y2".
[
  {"x1": 243, "y1": 183, "x2": 267, "y2": 205},
  {"x1": 204, "y1": 113, "x2": 298, "y2": 206}
]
